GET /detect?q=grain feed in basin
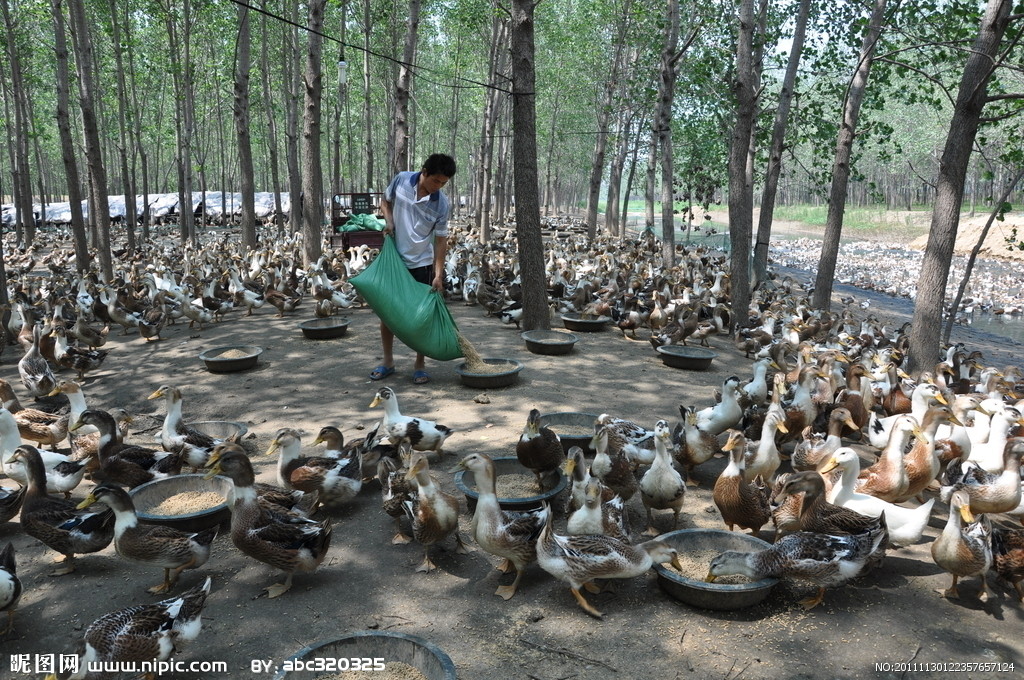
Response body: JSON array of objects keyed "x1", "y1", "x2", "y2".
[
  {"x1": 457, "y1": 333, "x2": 508, "y2": 374},
  {"x1": 217, "y1": 348, "x2": 252, "y2": 359},
  {"x1": 144, "y1": 491, "x2": 224, "y2": 516},
  {"x1": 665, "y1": 548, "x2": 751, "y2": 585}
]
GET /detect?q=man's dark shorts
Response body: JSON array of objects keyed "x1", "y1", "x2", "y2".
[{"x1": 408, "y1": 265, "x2": 434, "y2": 285}]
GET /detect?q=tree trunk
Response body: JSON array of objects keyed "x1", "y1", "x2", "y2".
[
  {"x1": 362, "y1": 0, "x2": 374, "y2": 191},
  {"x1": 286, "y1": 1, "x2": 303, "y2": 233},
  {"x1": 656, "y1": 0, "x2": 681, "y2": 267},
  {"x1": 301, "y1": 0, "x2": 326, "y2": 265},
  {"x1": 392, "y1": 0, "x2": 421, "y2": 177},
  {"x1": 542, "y1": 98, "x2": 560, "y2": 217},
  {"x1": 908, "y1": 0, "x2": 1012, "y2": 372},
  {"x1": 121, "y1": 1, "x2": 150, "y2": 240},
  {"x1": 107, "y1": 0, "x2": 136, "y2": 253},
  {"x1": 811, "y1": 0, "x2": 887, "y2": 310},
  {"x1": 620, "y1": 121, "x2": 642, "y2": 237},
  {"x1": 260, "y1": 10, "x2": 286, "y2": 236},
  {"x1": 476, "y1": 16, "x2": 508, "y2": 240},
  {"x1": 645, "y1": 132, "x2": 656, "y2": 230},
  {"x1": 67, "y1": 0, "x2": 113, "y2": 280},
  {"x1": 1, "y1": 0, "x2": 35, "y2": 247},
  {"x1": 727, "y1": 0, "x2": 757, "y2": 328},
  {"x1": 51, "y1": 0, "x2": 89, "y2": 272},
  {"x1": 605, "y1": 106, "x2": 633, "y2": 235},
  {"x1": 752, "y1": 0, "x2": 810, "y2": 287},
  {"x1": 234, "y1": 3, "x2": 257, "y2": 249},
  {"x1": 510, "y1": 0, "x2": 548, "y2": 331}
]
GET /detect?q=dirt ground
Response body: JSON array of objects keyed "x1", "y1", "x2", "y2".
[{"x1": 1, "y1": 237, "x2": 1023, "y2": 680}]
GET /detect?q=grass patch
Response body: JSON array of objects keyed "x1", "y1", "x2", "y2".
[{"x1": 772, "y1": 204, "x2": 930, "y2": 240}]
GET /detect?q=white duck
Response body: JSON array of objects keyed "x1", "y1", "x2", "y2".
[
  {"x1": 741, "y1": 410, "x2": 789, "y2": 483},
  {"x1": 695, "y1": 376, "x2": 743, "y2": 435},
  {"x1": 369, "y1": 387, "x2": 453, "y2": 456},
  {"x1": 866, "y1": 382, "x2": 946, "y2": 450},
  {"x1": 819, "y1": 447, "x2": 934, "y2": 546},
  {"x1": 966, "y1": 406, "x2": 1023, "y2": 473},
  {"x1": 638, "y1": 420, "x2": 686, "y2": 535}
]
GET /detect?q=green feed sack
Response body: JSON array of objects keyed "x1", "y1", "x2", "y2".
[
  {"x1": 350, "y1": 236, "x2": 463, "y2": 361},
  {"x1": 340, "y1": 213, "x2": 386, "y2": 231}
]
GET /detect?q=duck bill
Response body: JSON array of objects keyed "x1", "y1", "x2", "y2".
[
  {"x1": 561, "y1": 458, "x2": 576, "y2": 476},
  {"x1": 817, "y1": 457, "x2": 839, "y2": 475},
  {"x1": 147, "y1": 388, "x2": 165, "y2": 400},
  {"x1": 959, "y1": 504, "x2": 976, "y2": 523},
  {"x1": 311, "y1": 436, "x2": 325, "y2": 447},
  {"x1": 369, "y1": 395, "x2": 381, "y2": 408},
  {"x1": 775, "y1": 421, "x2": 789, "y2": 434},
  {"x1": 204, "y1": 463, "x2": 223, "y2": 480},
  {"x1": 669, "y1": 554, "x2": 684, "y2": 572},
  {"x1": 47, "y1": 385, "x2": 63, "y2": 397},
  {"x1": 934, "y1": 392, "x2": 948, "y2": 406},
  {"x1": 68, "y1": 418, "x2": 83, "y2": 432},
  {"x1": 705, "y1": 572, "x2": 718, "y2": 583},
  {"x1": 76, "y1": 493, "x2": 97, "y2": 510},
  {"x1": 265, "y1": 441, "x2": 280, "y2": 456}
]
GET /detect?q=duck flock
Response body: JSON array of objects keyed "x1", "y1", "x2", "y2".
[{"x1": 0, "y1": 220, "x2": 1022, "y2": 676}]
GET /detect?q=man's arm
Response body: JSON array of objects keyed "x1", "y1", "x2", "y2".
[
  {"x1": 431, "y1": 234, "x2": 447, "y2": 292},
  {"x1": 380, "y1": 195, "x2": 395, "y2": 236}
]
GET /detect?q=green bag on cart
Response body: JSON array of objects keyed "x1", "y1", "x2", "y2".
[{"x1": 350, "y1": 235, "x2": 462, "y2": 361}]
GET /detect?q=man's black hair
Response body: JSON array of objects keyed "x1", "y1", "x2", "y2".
[{"x1": 422, "y1": 153, "x2": 456, "y2": 178}]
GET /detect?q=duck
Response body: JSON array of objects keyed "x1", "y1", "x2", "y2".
[
  {"x1": 991, "y1": 524, "x2": 1024, "y2": 602},
  {"x1": 71, "y1": 409, "x2": 182, "y2": 488},
  {"x1": 595, "y1": 412, "x2": 656, "y2": 465},
  {"x1": 0, "y1": 542, "x2": 21, "y2": 636},
  {"x1": 516, "y1": 408, "x2": 566, "y2": 491},
  {"x1": 18, "y1": 323, "x2": 58, "y2": 398},
  {"x1": 820, "y1": 448, "x2": 934, "y2": 546},
  {"x1": 707, "y1": 519, "x2": 887, "y2": 609},
  {"x1": 267, "y1": 427, "x2": 361, "y2": 511},
  {"x1": 674, "y1": 406, "x2": 720, "y2": 485},
  {"x1": 0, "y1": 406, "x2": 80, "y2": 494},
  {"x1": 0, "y1": 485, "x2": 26, "y2": 524},
  {"x1": 934, "y1": 394, "x2": 990, "y2": 462},
  {"x1": 536, "y1": 505, "x2": 683, "y2": 618},
  {"x1": 69, "y1": 314, "x2": 109, "y2": 349},
  {"x1": 782, "y1": 365, "x2": 824, "y2": 437},
  {"x1": 455, "y1": 453, "x2": 547, "y2": 600},
  {"x1": 148, "y1": 385, "x2": 221, "y2": 470},
  {"x1": 378, "y1": 445, "x2": 415, "y2": 544},
  {"x1": 5, "y1": 452, "x2": 88, "y2": 500},
  {"x1": 741, "y1": 410, "x2": 789, "y2": 483},
  {"x1": 772, "y1": 471, "x2": 887, "y2": 549},
  {"x1": 713, "y1": 430, "x2": 772, "y2": 534},
  {"x1": 310, "y1": 425, "x2": 354, "y2": 460},
  {"x1": 76, "y1": 484, "x2": 216, "y2": 594},
  {"x1": 866, "y1": 382, "x2": 946, "y2": 450},
  {"x1": 403, "y1": 452, "x2": 468, "y2": 572},
  {"x1": 49, "y1": 381, "x2": 131, "y2": 471},
  {"x1": 931, "y1": 488, "x2": 992, "y2": 602},
  {"x1": 562, "y1": 445, "x2": 613, "y2": 514},
  {"x1": 205, "y1": 443, "x2": 332, "y2": 598},
  {"x1": 44, "y1": 577, "x2": 212, "y2": 680},
  {"x1": 897, "y1": 405, "x2": 961, "y2": 503},
  {"x1": 854, "y1": 413, "x2": 915, "y2": 502},
  {"x1": 370, "y1": 387, "x2": 453, "y2": 456},
  {"x1": 638, "y1": 420, "x2": 686, "y2": 535},
  {"x1": 50, "y1": 325, "x2": 109, "y2": 379},
  {"x1": 11, "y1": 444, "x2": 114, "y2": 575},
  {"x1": 965, "y1": 406, "x2": 1024, "y2": 473},
  {"x1": 695, "y1": 376, "x2": 743, "y2": 435},
  {"x1": 566, "y1": 479, "x2": 628, "y2": 541},
  {"x1": 940, "y1": 440, "x2": 1024, "y2": 515},
  {"x1": 792, "y1": 407, "x2": 856, "y2": 472},
  {"x1": 589, "y1": 424, "x2": 638, "y2": 501}
]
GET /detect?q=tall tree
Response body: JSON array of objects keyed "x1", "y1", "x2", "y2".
[
  {"x1": 301, "y1": 0, "x2": 327, "y2": 265},
  {"x1": 260, "y1": 7, "x2": 286, "y2": 235},
  {"x1": 907, "y1": 0, "x2": 1015, "y2": 372},
  {"x1": 393, "y1": 0, "x2": 421, "y2": 176},
  {"x1": 107, "y1": 0, "x2": 137, "y2": 253},
  {"x1": 811, "y1": 0, "x2": 888, "y2": 310},
  {"x1": 509, "y1": 0, "x2": 548, "y2": 331},
  {"x1": 234, "y1": 2, "x2": 257, "y2": 249},
  {"x1": 1, "y1": 0, "x2": 35, "y2": 246},
  {"x1": 727, "y1": 0, "x2": 757, "y2": 328},
  {"x1": 67, "y1": 0, "x2": 113, "y2": 280},
  {"x1": 655, "y1": 0, "x2": 681, "y2": 266}
]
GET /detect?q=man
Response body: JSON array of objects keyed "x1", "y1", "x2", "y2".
[{"x1": 369, "y1": 153, "x2": 456, "y2": 385}]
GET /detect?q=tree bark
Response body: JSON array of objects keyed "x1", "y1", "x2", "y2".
[
  {"x1": 392, "y1": 0, "x2": 421, "y2": 177},
  {"x1": 301, "y1": 0, "x2": 326, "y2": 265},
  {"x1": 510, "y1": 0, "x2": 548, "y2": 331},
  {"x1": 656, "y1": 0, "x2": 680, "y2": 266},
  {"x1": 234, "y1": 3, "x2": 257, "y2": 249},
  {"x1": 260, "y1": 9, "x2": 286, "y2": 236},
  {"x1": 51, "y1": 0, "x2": 89, "y2": 273},
  {"x1": 476, "y1": 16, "x2": 508, "y2": 241},
  {"x1": 67, "y1": 0, "x2": 113, "y2": 280},
  {"x1": 811, "y1": 0, "x2": 887, "y2": 310},
  {"x1": 1, "y1": 0, "x2": 35, "y2": 247},
  {"x1": 107, "y1": 0, "x2": 136, "y2": 254},
  {"x1": 752, "y1": 0, "x2": 810, "y2": 287},
  {"x1": 727, "y1": 0, "x2": 757, "y2": 329},
  {"x1": 908, "y1": 0, "x2": 1012, "y2": 372},
  {"x1": 361, "y1": 0, "x2": 375, "y2": 191},
  {"x1": 286, "y1": 1, "x2": 303, "y2": 233}
]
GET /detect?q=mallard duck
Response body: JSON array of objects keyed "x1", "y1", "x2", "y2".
[
  {"x1": 310, "y1": 425, "x2": 353, "y2": 460},
  {"x1": 820, "y1": 447, "x2": 934, "y2": 546},
  {"x1": 205, "y1": 443, "x2": 332, "y2": 598},
  {"x1": 536, "y1": 506, "x2": 682, "y2": 618},
  {"x1": 772, "y1": 471, "x2": 887, "y2": 552},
  {"x1": 563, "y1": 446, "x2": 614, "y2": 514},
  {"x1": 792, "y1": 407, "x2": 856, "y2": 472},
  {"x1": 940, "y1": 440, "x2": 1024, "y2": 515},
  {"x1": 0, "y1": 542, "x2": 21, "y2": 635},
  {"x1": 44, "y1": 577, "x2": 212, "y2": 680},
  {"x1": 589, "y1": 424, "x2": 638, "y2": 501},
  {"x1": 0, "y1": 484, "x2": 26, "y2": 524},
  {"x1": 378, "y1": 445, "x2": 415, "y2": 544},
  {"x1": 403, "y1": 452, "x2": 468, "y2": 572},
  {"x1": 854, "y1": 413, "x2": 915, "y2": 502},
  {"x1": 69, "y1": 313, "x2": 109, "y2": 349},
  {"x1": 695, "y1": 376, "x2": 743, "y2": 435},
  {"x1": 51, "y1": 325, "x2": 109, "y2": 379},
  {"x1": 639, "y1": 420, "x2": 686, "y2": 535},
  {"x1": 991, "y1": 524, "x2": 1024, "y2": 602},
  {"x1": 455, "y1": 453, "x2": 547, "y2": 600},
  {"x1": 72, "y1": 409, "x2": 182, "y2": 488},
  {"x1": 595, "y1": 412, "x2": 656, "y2": 466},
  {"x1": 566, "y1": 479, "x2": 628, "y2": 541},
  {"x1": 370, "y1": 386, "x2": 453, "y2": 456},
  {"x1": 77, "y1": 484, "x2": 216, "y2": 594},
  {"x1": 148, "y1": 385, "x2": 220, "y2": 470},
  {"x1": 675, "y1": 406, "x2": 719, "y2": 486},
  {"x1": 267, "y1": 427, "x2": 361, "y2": 511},
  {"x1": 713, "y1": 431, "x2": 771, "y2": 533},
  {"x1": 516, "y1": 409, "x2": 566, "y2": 491},
  {"x1": 707, "y1": 519, "x2": 887, "y2": 609},
  {"x1": 49, "y1": 381, "x2": 131, "y2": 471},
  {"x1": 18, "y1": 323, "x2": 57, "y2": 398},
  {"x1": 12, "y1": 444, "x2": 114, "y2": 575},
  {"x1": 742, "y1": 410, "x2": 789, "y2": 483},
  {"x1": 931, "y1": 488, "x2": 992, "y2": 601}
]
